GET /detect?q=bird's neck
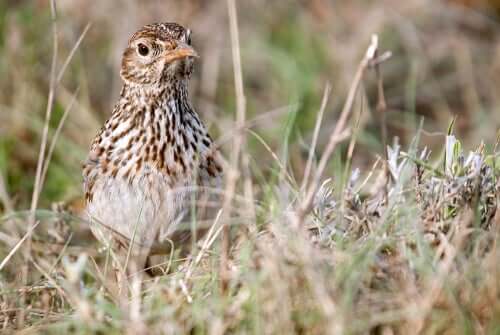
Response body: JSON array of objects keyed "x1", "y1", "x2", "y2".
[
  {"x1": 119, "y1": 80, "x2": 190, "y2": 111},
  {"x1": 113, "y1": 80, "x2": 199, "y2": 142}
]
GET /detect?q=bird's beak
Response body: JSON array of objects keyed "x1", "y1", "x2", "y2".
[{"x1": 165, "y1": 43, "x2": 198, "y2": 63}]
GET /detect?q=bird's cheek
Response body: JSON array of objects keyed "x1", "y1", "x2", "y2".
[
  {"x1": 120, "y1": 64, "x2": 135, "y2": 83},
  {"x1": 160, "y1": 59, "x2": 175, "y2": 78}
]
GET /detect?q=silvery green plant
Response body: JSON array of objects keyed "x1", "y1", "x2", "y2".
[
  {"x1": 312, "y1": 133, "x2": 499, "y2": 244},
  {"x1": 415, "y1": 134, "x2": 498, "y2": 226}
]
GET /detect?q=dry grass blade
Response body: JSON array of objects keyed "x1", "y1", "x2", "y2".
[
  {"x1": 411, "y1": 227, "x2": 466, "y2": 333},
  {"x1": 296, "y1": 34, "x2": 390, "y2": 224},
  {"x1": 40, "y1": 87, "x2": 80, "y2": 189},
  {"x1": 28, "y1": 0, "x2": 58, "y2": 218},
  {"x1": 27, "y1": 2, "x2": 89, "y2": 235},
  {"x1": 0, "y1": 172, "x2": 13, "y2": 213},
  {"x1": 247, "y1": 129, "x2": 297, "y2": 187},
  {"x1": 185, "y1": 209, "x2": 224, "y2": 281},
  {"x1": 214, "y1": 104, "x2": 294, "y2": 148},
  {"x1": 374, "y1": 46, "x2": 390, "y2": 200},
  {"x1": 56, "y1": 23, "x2": 92, "y2": 84},
  {"x1": 301, "y1": 83, "x2": 332, "y2": 193},
  {"x1": 0, "y1": 221, "x2": 41, "y2": 271},
  {"x1": 30, "y1": 14, "x2": 89, "y2": 221},
  {"x1": 220, "y1": 0, "x2": 247, "y2": 293},
  {"x1": 20, "y1": 0, "x2": 58, "y2": 327}
]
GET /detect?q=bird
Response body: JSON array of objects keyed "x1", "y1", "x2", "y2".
[{"x1": 82, "y1": 22, "x2": 223, "y2": 285}]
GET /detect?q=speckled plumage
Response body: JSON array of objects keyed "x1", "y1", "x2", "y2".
[{"x1": 83, "y1": 23, "x2": 222, "y2": 260}]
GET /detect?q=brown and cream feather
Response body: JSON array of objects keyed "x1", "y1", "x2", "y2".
[{"x1": 83, "y1": 23, "x2": 222, "y2": 256}]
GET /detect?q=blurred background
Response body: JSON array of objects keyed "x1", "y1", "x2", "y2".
[{"x1": 0, "y1": 0, "x2": 499, "y2": 209}]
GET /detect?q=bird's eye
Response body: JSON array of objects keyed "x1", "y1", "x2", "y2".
[{"x1": 137, "y1": 43, "x2": 149, "y2": 56}]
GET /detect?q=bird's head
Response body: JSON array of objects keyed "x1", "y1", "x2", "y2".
[{"x1": 120, "y1": 22, "x2": 197, "y2": 86}]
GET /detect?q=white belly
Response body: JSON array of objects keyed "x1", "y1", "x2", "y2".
[{"x1": 86, "y1": 170, "x2": 191, "y2": 250}]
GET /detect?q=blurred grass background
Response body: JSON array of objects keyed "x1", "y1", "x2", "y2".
[{"x1": 0, "y1": 0, "x2": 499, "y2": 209}]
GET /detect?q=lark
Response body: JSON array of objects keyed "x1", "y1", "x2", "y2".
[{"x1": 83, "y1": 23, "x2": 223, "y2": 276}]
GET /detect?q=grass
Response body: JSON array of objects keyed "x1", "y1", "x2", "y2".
[{"x1": 0, "y1": 1, "x2": 500, "y2": 334}]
